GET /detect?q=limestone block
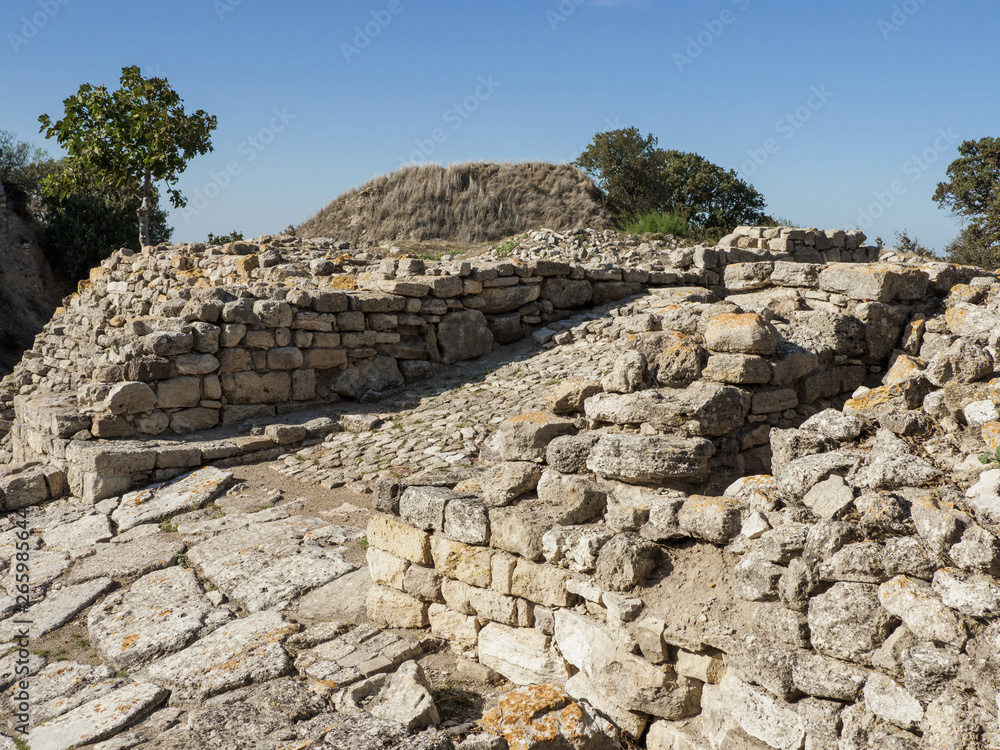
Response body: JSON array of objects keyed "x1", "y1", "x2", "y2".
[
  {"x1": 484, "y1": 413, "x2": 576, "y2": 462},
  {"x1": 705, "y1": 312, "x2": 779, "y2": 355},
  {"x1": 399, "y1": 485, "x2": 453, "y2": 531},
  {"x1": 438, "y1": 309, "x2": 494, "y2": 364},
  {"x1": 677, "y1": 495, "x2": 742, "y2": 544},
  {"x1": 511, "y1": 558, "x2": 574, "y2": 607},
  {"x1": 431, "y1": 534, "x2": 492, "y2": 588},
  {"x1": 156, "y1": 376, "x2": 201, "y2": 409},
  {"x1": 444, "y1": 496, "x2": 490, "y2": 545},
  {"x1": 477, "y1": 623, "x2": 571, "y2": 686},
  {"x1": 366, "y1": 585, "x2": 429, "y2": 628},
  {"x1": 104, "y1": 382, "x2": 156, "y2": 415},
  {"x1": 367, "y1": 515, "x2": 432, "y2": 565},
  {"x1": 367, "y1": 547, "x2": 409, "y2": 589},
  {"x1": 587, "y1": 434, "x2": 715, "y2": 484},
  {"x1": 818, "y1": 263, "x2": 905, "y2": 302},
  {"x1": 428, "y1": 603, "x2": 479, "y2": 655},
  {"x1": 808, "y1": 582, "x2": 895, "y2": 665}
]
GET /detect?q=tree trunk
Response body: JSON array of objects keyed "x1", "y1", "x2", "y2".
[{"x1": 137, "y1": 170, "x2": 152, "y2": 249}]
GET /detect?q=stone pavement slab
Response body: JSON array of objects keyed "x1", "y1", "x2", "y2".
[
  {"x1": 111, "y1": 467, "x2": 233, "y2": 532},
  {"x1": 27, "y1": 681, "x2": 168, "y2": 750},
  {"x1": 187, "y1": 515, "x2": 356, "y2": 613},
  {"x1": 137, "y1": 610, "x2": 296, "y2": 703},
  {"x1": 88, "y1": 567, "x2": 231, "y2": 671}
]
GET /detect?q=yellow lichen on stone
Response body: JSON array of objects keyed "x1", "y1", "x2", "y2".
[{"x1": 326, "y1": 275, "x2": 358, "y2": 290}]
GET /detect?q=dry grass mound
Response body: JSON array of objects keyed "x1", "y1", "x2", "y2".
[{"x1": 297, "y1": 161, "x2": 612, "y2": 245}]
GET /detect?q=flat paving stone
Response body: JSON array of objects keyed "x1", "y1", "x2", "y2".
[
  {"x1": 68, "y1": 537, "x2": 185, "y2": 584},
  {"x1": 111, "y1": 467, "x2": 233, "y2": 532},
  {"x1": 0, "y1": 649, "x2": 45, "y2": 691},
  {"x1": 1, "y1": 549, "x2": 71, "y2": 597},
  {"x1": 88, "y1": 567, "x2": 231, "y2": 671},
  {"x1": 186, "y1": 515, "x2": 356, "y2": 613},
  {"x1": 10, "y1": 661, "x2": 116, "y2": 725},
  {"x1": 27, "y1": 681, "x2": 168, "y2": 750},
  {"x1": 294, "y1": 623, "x2": 422, "y2": 691},
  {"x1": 26, "y1": 576, "x2": 115, "y2": 638},
  {"x1": 295, "y1": 566, "x2": 372, "y2": 623},
  {"x1": 137, "y1": 610, "x2": 296, "y2": 703},
  {"x1": 42, "y1": 513, "x2": 114, "y2": 553}
]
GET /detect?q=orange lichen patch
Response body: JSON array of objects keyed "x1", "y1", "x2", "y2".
[
  {"x1": 455, "y1": 478, "x2": 482, "y2": 493},
  {"x1": 483, "y1": 685, "x2": 588, "y2": 750},
  {"x1": 684, "y1": 495, "x2": 742, "y2": 513},
  {"x1": 883, "y1": 355, "x2": 925, "y2": 385},
  {"x1": 120, "y1": 633, "x2": 141, "y2": 651},
  {"x1": 983, "y1": 422, "x2": 1000, "y2": 453},
  {"x1": 944, "y1": 307, "x2": 969, "y2": 329},
  {"x1": 947, "y1": 283, "x2": 983, "y2": 304},
  {"x1": 844, "y1": 383, "x2": 909, "y2": 412},
  {"x1": 77, "y1": 279, "x2": 93, "y2": 294},
  {"x1": 326, "y1": 275, "x2": 358, "y2": 290},
  {"x1": 708, "y1": 312, "x2": 761, "y2": 330}
]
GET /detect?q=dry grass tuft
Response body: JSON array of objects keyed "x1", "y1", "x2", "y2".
[{"x1": 297, "y1": 161, "x2": 612, "y2": 244}]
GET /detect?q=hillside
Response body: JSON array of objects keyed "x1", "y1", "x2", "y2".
[{"x1": 296, "y1": 161, "x2": 613, "y2": 245}]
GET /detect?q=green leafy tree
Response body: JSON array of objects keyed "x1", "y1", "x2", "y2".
[
  {"x1": 934, "y1": 137, "x2": 1000, "y2": 269},
  {"x1": 40, "y1": 182, "x2": 172, "y2": 280},
  {"x1": 0, "y1": 130, "x2": 57, "y2": 220},
  {"x1": 943, "y1": 224, "x2": 1000, "y2": 270},
  {"x1": 574, "y1": 127, "x2": 768, "y2": 238},
  {"x1": 892, "y1": 230, "x2": 937, "y2": 259},
  {"x1": 38, "y1": 65, "x2": 216, "y2": 247},
  {"x1": 656, "y1": 149, "x2": 768, "y2": 234},
  {"x1": 573, "y1": 127, "x2": 667, "y2": 218}
]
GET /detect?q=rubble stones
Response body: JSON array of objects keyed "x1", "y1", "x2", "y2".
[{"x1": 808, "y1": 582, "x2": 896, "y2": 665}]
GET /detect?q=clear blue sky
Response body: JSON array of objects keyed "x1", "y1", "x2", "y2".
[{"x1": 2, "y1": 0, "x2": 993, "y2": 251}]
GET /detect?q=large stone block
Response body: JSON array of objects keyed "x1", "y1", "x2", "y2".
[
  {"x1": 478, "y1": 623, "x2": 571, "y2": 686},
  {"x1": 818, "y1": 263, "x2": 906, "y2": 302},
  {"x1": 484, "y1": 413, "x2": 576, "y2": 461},
  {"x1": 438, "y1": 309, "x2": 495, "y2": 364},
  {"x1": 808, "y1": 582, "x2": 896, "y2": 665},
  {"x1": 156, "y1": 376, "x2": 202, "y2": 409},
  {"x1": 367, "y1": 515, "x2": 432, "y2": 565},
  {"x1": 431, "y1": 535, "x2": 492, "y2": 588},
  {"x1": 705, "y1": 312, "x2": 780, "y2": 356},
  {"x1": 220, "y1": 371, "x2": 291, "y2": 404},
  {"x1": 366, "y1": 585, "x2": 429, "y2": 628},
  {"x1": 586, "y1": 434, "x2": 715, "y2": 483}
]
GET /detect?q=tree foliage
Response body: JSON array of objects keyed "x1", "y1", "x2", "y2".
[
  {"x1": 38, "y1": 65, "x2": 216, "y2": 246},
  {"x1": 0, "y1": 130, "x2": 56, "y2": 220},
  {"x1": 573, "y1": 127, "x2": 768, "y2": 238},
  {"x1": 40, "y1": 182, "x2": 172, "y2": 281},
  {"x1": 934, "y1": 137, "x2": 1000, "y2": 270}
]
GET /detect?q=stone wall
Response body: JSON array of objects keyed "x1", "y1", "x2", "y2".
[
  {"x1": 360, "y1": 265, "x2": 1000, "y2": 748},
  {"x1": 0, "y1": 228, "x2": 984, "y2": 509}
]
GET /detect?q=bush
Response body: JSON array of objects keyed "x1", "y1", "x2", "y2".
[
  {"x1": 943, "y1": 224, "x2": 1000, "y2": 270},
  {"x1": 41, "y1": 187, "x2": 171, "y2": 280},
  {"x1": 574, "y1": 127, "x2": 768, "y2": 236},
  {"x1": 206, "y1": 230, "x2": 244, "y2": 245},
  {"x1": 621, "y1": 212, "x2": 689, "y2": 237},
  {"x1": 892, "y1": 230, "x2": 937, "y2": 258}
]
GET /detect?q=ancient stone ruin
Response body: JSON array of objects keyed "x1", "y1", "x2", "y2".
[{"x1": 2, "y1": 222, "x2": 1000, "y2": 750}]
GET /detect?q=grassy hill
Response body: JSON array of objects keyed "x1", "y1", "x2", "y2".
[{"x1": 297, "y1": 161, "x2": 612, "y2": 245}]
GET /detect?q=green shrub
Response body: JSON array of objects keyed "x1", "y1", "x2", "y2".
[
  {"x1": 943, "y1": 224, "x2": 1000, "y2": 270},
  {"x1": 206, "y1": 230, "x2": 244, "y2": 245},
  {"x1": 41, "y1": 186, "x2": 171, "y2": 281},
  {"x1": 893, "y1": 230, "x2": 937, "y2": 258},
  {"x1": 621, "y1": 212, "x2": 689, "y2": 237}
]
